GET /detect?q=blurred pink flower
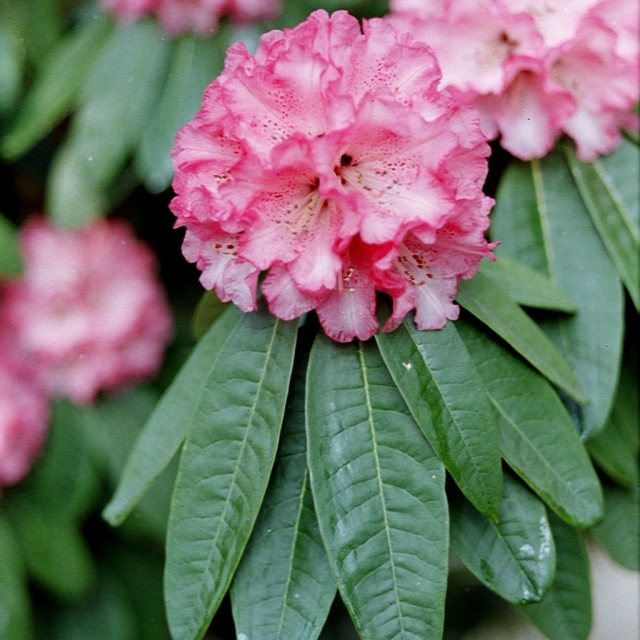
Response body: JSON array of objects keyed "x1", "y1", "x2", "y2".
[
  {"x1": 171, "y1": 10, "x2": 495, "y2": 342},
  {"x1": 100, "y1": 0, "x2": 280, "y2": 38},
  {"x1": 4, "y1": 218, "x2": 173, "y2": 405},
  {"x1": 390, "y1": 0, "x2": 639, "y2": 161},
  {"x1": 0, "y1": 327, "x2": 48, "y2": 488}
]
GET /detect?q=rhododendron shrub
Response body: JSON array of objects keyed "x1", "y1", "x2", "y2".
[
  {"x1": 100, "y1": 0, "x2": 281, "y2": 37},
  {"x1": 171, "y1": 9, "x2": 495, "y2": 342},
  {"x1": 389, "y1": 0, "x2": 640, "y2": 160},
  {"x1": 3, "y1": 218, "x2": 173, "y2": 405}
]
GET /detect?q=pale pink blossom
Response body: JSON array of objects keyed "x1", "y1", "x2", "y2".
[
  {"x1": 390, "y1": 0, "x2": 639, "y2": 161},
  {"x1": 171, "y1": 10, "x2": 495, "y2": 342},
  {"x1": 0, "y1": 326, "x2": 48, "y2": 488},
  {"x1": 100, "y1": 0, "x2": 280, "y2": 37},
  {"x1": 4, "y1": 218, "x2": 173, "y2": 405}
]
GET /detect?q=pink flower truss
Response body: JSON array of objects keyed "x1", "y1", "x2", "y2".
[
  {"x1": 389, "y1": 0, "x2": 640, "y2": 161},
  {"x1": 0, "y1": 331, "x2": 49, "y2": 489},
  {"x1": 100, "y1": 0, "x2": 281, "y2": 38},
  {"x1": 170, "y1": 10, "x2": 495, "y2": 342},
  {"x1": 4, "y1": 218, "x2": 173, "y2": 405}
]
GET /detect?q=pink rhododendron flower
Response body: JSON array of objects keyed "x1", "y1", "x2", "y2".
[
  {"x1": 171, "y1": 10, "x2": 495, "y2": 342},
  {"x1": 100, "y1": 0, "x2": 280, "y2": 37},
  {"x1": 389, "y1": 0, "x2": 639, "y2": 161},
  {"x1": 0, "y1": 326, "x2": 48, "y2": 488},
  {"x1": 3, "y1": 218, "x2": 173, "y2": 405}
]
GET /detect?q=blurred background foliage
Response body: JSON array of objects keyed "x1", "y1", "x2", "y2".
[{"x1": 0, "y1": 0, "x2": 637, "y2": 639}]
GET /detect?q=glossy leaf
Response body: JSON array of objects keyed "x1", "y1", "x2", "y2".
[
  {"x1": 376, "y1": 320, "x2": 502, "y2": 520},
  {"x1": 231, "y1": 359, "x2": 336, "y2": 640},
  {"x1": 307, "y1": 338, "x2": 449, "y2": 640},
  {"x1": 450, "y1": 475, "x2": 555, "y2": 604},
  {"x1": 103, "y1": 305, "x2": 245, "y2": 526},
  {"x1": 479, "y1": 255, "x2": 576, "y2": 312},
  {"x1": 191, "y1": 291, "x2": 229, "y2": 340},
  {"x1": 46, "y1": 21, "x2": 171, "y2": 226},
  {"x1": 458, "y1": 319, "x2": 603, "y2": 528},
  {"x1": 490, "y1": 155, "x2": 624, "y2": 436},
  {"x1": 586, "y1": 355, "x2": 639, "y2": 487},
  {"x1": 591, "y1": 484, "x2": 640, "y2": 571},
  {"x1": 519, "y1": 515, "x2": 592, "y2": 640},
  {"x1": 563, "y1": 142, "x2": 640, "y2": 310},
  {"x1": 1, "y1": 14, "x2": 111, "y2": 160},
  {"x1": 165, "y1": 311, "x2": 298, "y2": 640},
  {"x1": 0, "y1": 213, "x2": 21, "y2": 276},
  {"x1": 135, "y1": 31, "x2": 228, "y2": 192},
  {"x1": 457, "y1": 272, "x2": 586, "y2": 403},
  {"x1": 0, "y1": 512, "x2": 32, "y2": 640}
]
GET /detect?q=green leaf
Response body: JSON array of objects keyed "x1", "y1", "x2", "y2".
[
  {"x1": 231, "y1": 357, "x2": 336, "y2": 640},
  {"x1": 479, "y1": 255, "x2": 576, "y2": 312},
  {"x1": 450, "y1": 475, "x2": 555, "y2": 604},
  {"x1": 191, "y1": 291, "x2": 228, "y2": 340},
  {"x1": 519, "y1": 516, "x2": 592, "y2": 640},
  {"x1": 134, "y1": 31, "x2": 228, "y2": 192},
  {"x1": 103, "y1": 305, "x2": 246, "y2": 526},
  {"x1": 376, "y1": 320, "x2": 502, "y2": 520},
  {"x1": 586, "y1": 356, "x2": 639, "y2": 487},
  {"x1": 46, "y1": 20, "x2": 171, "y2": 226},
  {"x1": 307, "y1": 338, "x2": 449, "y2": 640},
  {"x1": 591, "y1": 484, "x2": 640, "y2": 571},
  {"x1": 0, "y1": 512, "x2": 32, "y2": 640},
  {"x1": 165, "y1": 310, "x2": 298, "y2": 640},
  {"x1": 1, "y1": 13, "x2": 111, "y2": 160},
  {"x1": 0, "y1": 6, "x2": 23, "y2": 117},
  {"x1": 457, "y1": 272, "x2": 586, "y2": 403},
  {"x1": 0, "y1": 213, "x2": 21, "y2": 276},
  {"x1": 562, "y1": 142, "x2": 640, "y2": 310},
  {"x1": 458, "y1": 319, "x2": 603, "y2": 528},
  {"x1": 491, "y1": 155, "x2": 624, "y2": 437}
]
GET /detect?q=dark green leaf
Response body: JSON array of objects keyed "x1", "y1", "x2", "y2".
[
  {"x1": 458, "y1": 319, "x2": 603, "y2": 528},
  {"x1": 9, "y1": 0, "x2": 63, "y2": 69},
  {"x1": 46, "y1": 20, "x2": 171, "y2": 226},
  {"x1": 0, "y1": 512, "x2": 32, "y2": 640},
  {"x1": 591, "y1": 484, "x2": 639, "y2": 571},
  {"x1": 165, "y1": 310, "x2": 298, "y2": 640},
  {"x1": 0, "y1": 6, "x2": 23, "y2": 117},
  {"x1": 457, "y1": 272, "x2": 586, "y2": 403},
  {"x1": 1, "y1": 13, "x2": 111, "y2": 160},
  {"x1": 479, "y1": 255, "x2": 576, "y2": 312},
  {"x1": 519, "y1": 516, "x2": 592, "y2": 640},
  {"x1": 450, "y1": 475, "x2": 555, "y2": 604},
  {"x1": 586, "y1": 357, "x2": 639, "y2": 487},
  {"x1": 307, "y1": 338, "x2": 449, "y2": 640},
  {"x1": 135, "y1": 31, "x2": 228, "y2": 192},
  {"x1": 490, "y1": 155, "x2": 624, "y2": 436},
  {"x1": 103, "y1": 305, "x2": 246, "y2": 526},
  {"x1": 0, "y1": 213, "x2": 21, "y2": 276},
  {"x1": 232, "y1": 358, "x2": 336, "y2": 640},
  {"x1": 562, "y1": 142, "x2": 640, "y2": 310},
  {"x1": 376, "y1": 320, "x2": 502, "y2": 520}
]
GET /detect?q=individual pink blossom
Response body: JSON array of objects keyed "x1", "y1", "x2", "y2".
[
  {"x1": 3, "y1": 218, "x2": 173, "y2": 405},
  {"x1": 0, "y1": 324, "x2": 49, "y2": 488},
  {"x1": 170, "y1": 10, "x2": 495, "y2": 342},
  {"x1": 100, "y1": 0, "x2": 281, "y2": 38},
  {"x1": 389, "y1": 0, "x2": 639, "y2": 161}
]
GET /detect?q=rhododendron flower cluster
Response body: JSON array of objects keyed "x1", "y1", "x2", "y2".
[
  {"x1": 2, "y1": 218, "x2": 173, "y2": 406},
  {"x1": 170, "y1": 10, "x2": 496, "y2": 343},
  {"x1": 390, "y1": 0, "x2": 639, "y2": 161},
  {"x1": 0, "y1": 331, "x2": 49, "y2": 489},
  {"x1": 100, "y1": 0, "x2": 281, "y2": 38}
]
